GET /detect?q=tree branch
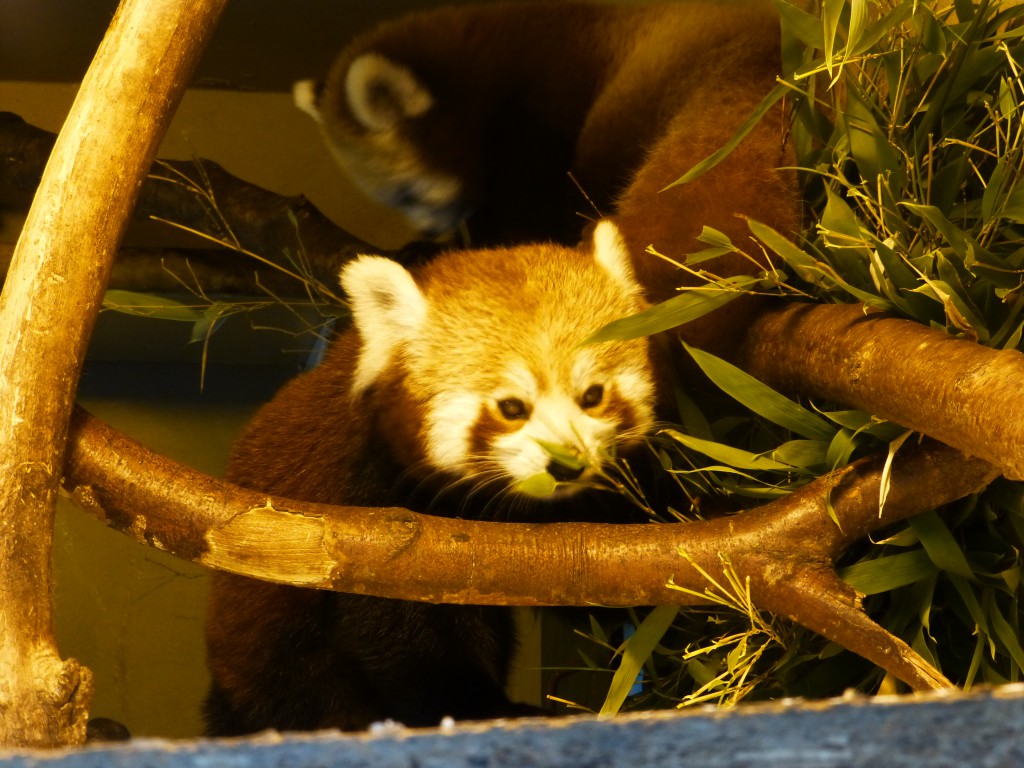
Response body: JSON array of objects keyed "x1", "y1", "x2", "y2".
[
  {"x1": 2, "y1": 242, "x2": 314, "y2": 297},
  {"x1": 736, "y1": 302, "x2": 1024, "y2": 480},
  {"x1": 0, "y1": 0, "x2": 227, "y2": 748},
  {"x1": 63, "y1": 405, "x2": 998, "y2": 692},
  {"x1": 0, "y1": 112, "x2": 438, "y2": 294}
]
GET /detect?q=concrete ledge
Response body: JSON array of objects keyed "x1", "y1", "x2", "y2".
[{"x1": 2, "y1": 686, "x2": 1023, "y2": 767}]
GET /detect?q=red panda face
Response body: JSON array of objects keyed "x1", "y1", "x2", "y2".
[
  {"x1": 341, "y1": 222, "x2": 656, "y2": 500},
  {"x1": 295, "y1": 54, "x2": 476, "y2": 238},
  {"x1": 452, "y1": 351, "x2": 654, "y2": 499},
  {"x1": 323, "y1": 125, "x2": 469, "y2": 238}
]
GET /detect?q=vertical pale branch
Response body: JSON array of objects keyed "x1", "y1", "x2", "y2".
[{"x1": 0, "y1": 0, "x2": 226, "y2": 748}]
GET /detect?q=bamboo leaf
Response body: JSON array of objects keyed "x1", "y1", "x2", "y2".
[
  {"x1": 696, "y1": 226, "x2": 737, "y2": 250},
  {"x1": 665, "y1": 83, "x2": 788, "y2": 187},
  {"x1": 686, "y1": 247, "x2": 738, "y2": 266},
  {"x1": 844, "y1": 0, "x2": 869, "y2": 59},
  {"x1": 918, "y1": 7, "x2": 947, "y2": 56},
  {"x1": 774, "y1": 0, "x2": 824, "y2": 48},
  {"x1": 820, "y1": 186, "x2": 863, "y2": 240},
  {"x1": 839, "y1": 550, "x2": 938, "y2": 595},
  {"x1": 599, "y1": 605, "x2": 678, "y2": 715},
  {"x1": 988, "y1": 596, "x2": 1024, "y2": 674},
  {"x1": 682, "y1": 343, "x2": 836, "y2": 441},
  {"x1": 686, "y1": 227, "x2": 740, "y2": 265},
  {"x1": 1000, "y1": 180, "x2": 1024, "y2": 223},
  {"x1": 514, "y1": 472, "x2": 557, "y2": 498},
  {"x1": 953, "y1": 0, "x2": 975, "y2": 23},
  {"x1": 747, "y1": 219, "x2": 818, "y2": 274},
  {"x1": 879, "y1": 431, "x2": 913, "y2": 514},
  {"x1": 821, "y1": 0, "x2": 845, "y2": 77},
  {"x1": 771, "y1": 439, "x2": 829, "y2": 470},
  {"x1": 586, "y1": 277, "x2": 757, "y2": 342},
  {"x1": 825, "y1": 427, "x2": 858, "y2": 470},
  {"x1": 841, "y1": 85, "x2": 901, "y2": 182},
  {"x1": 850, "y1": 1, "x2": 916, "y2": 56},
  {"x1": 982, "y1": 158, "x2": 1013, "y2": 223},
  {"x1": 663, "y1": 430, "x2": 793, "y2": 472},
  {"x1": 909, "y1": 512, "x2": 977, "y2": 582},
  {"x1": 103, "y1": 290, "x2": 205, "y2": 322},
  {"x1": 948, "y1": 575, "x2": 991, "y2": 638},
  {"x1": 189, "y1": 302, "x2": 231, "y2": 344}
]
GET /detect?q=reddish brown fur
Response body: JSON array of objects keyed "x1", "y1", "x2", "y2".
[
  {"x1": 319, "y1": 0, "x2": 797, "y2": 247},
  {"x1": 208, "y1": 0, "x2": 800, "y2": 734},
  {"x1": 611, "y1": 5, "x2": 798, "y2": 358},
  {"x1": 206, "y1": 331, "x2": 529, "y2": 732},
  {"x1": 205, "y1": 242, "x2": 655, "y2": 734}
]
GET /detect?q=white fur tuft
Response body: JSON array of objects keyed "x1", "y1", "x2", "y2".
[
  {"x1": 340, "y1": 255, "x2": 428, "y2": 395},
  {"x1": 345, "y1": 53, "x2": 433, "y2": 132},
  {"x1": 293, "y1": 79, "x2": 322, "y2": 123},
  {"x1": 425, "y1": 392, "x2": 481, "y2": 471},
  {"x1": 592, "y1": 220, "x2": 641, "y2": 294}
]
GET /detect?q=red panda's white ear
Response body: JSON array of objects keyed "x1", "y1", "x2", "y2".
[
  {"x1": 340, "y1": 255, "x2": 428, "y2": 395},
  {"x1": 592, "y1": 220, "x2": 642, "y2": 295},
  {"x1": 345, "y1": 53, "x2": 433, "y2": 132}
]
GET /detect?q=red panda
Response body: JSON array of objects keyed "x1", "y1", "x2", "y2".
[
  {"x1": 294, "y1": 0, "x2": 798, "y2": 276},
  {"x1": 204, "y1": 223, "x2": 658, "y2": 734},
  {"x1": 206, "y1": 0, "x2": 800, "y2": 734}
]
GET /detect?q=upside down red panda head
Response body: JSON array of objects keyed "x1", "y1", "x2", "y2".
[
  {"x1": 295, "y1": 51, "x2": 474, "y2": 238},
  {"x1": 341, "y1": 221, "x2": 656, "y2": 500}
]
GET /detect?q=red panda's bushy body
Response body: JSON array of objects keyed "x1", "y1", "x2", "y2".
[
  {"x1": 206, "y1": 0, "x2": 800, "y2": 735},
  {"x1": 206, "y1": 234, "x2": 658, "y2": 734}
]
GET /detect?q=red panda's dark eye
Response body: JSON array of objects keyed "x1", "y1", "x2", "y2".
[
  {"x1": 498, "y1": 398, "x2": 529, "y2": 420},
  {"x1": 580, "y1": 384, "x2": 604, "y2": 409}
]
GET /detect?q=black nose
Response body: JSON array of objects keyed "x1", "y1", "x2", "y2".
[{"x1": 547, "y1": 461, "x2": 584, "y2": 482}]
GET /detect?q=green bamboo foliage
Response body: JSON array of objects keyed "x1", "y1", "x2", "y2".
[{"x1": 592, "y1": 0, "x2": 1024, "y2": 713}]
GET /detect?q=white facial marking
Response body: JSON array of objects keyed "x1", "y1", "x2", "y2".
[
  {"x1": 326, "y1": 125, "x2": 464, "y2": 236},
  {"x1": 493, "y1": 393, "x2": 617, "y2": 485},
  {"x1": 497, "y1": 363, "x2": 538, "y2": 402},
  {"x1": 571, "y1": 349, "x2": 600, "y2": 394},
  {"x1": 425, "y1": 392, "x2": 482, "y2": 470},
  {"x1": 399, "y1": 174, "x2": 465, "y2": 234},
  {"x1": 615, "y1": 371, "x2": 656, "y2": 434}
]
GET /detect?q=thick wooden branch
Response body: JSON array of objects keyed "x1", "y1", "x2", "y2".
[
  {"x1": 1, "y1": 242, "x2": 309, "y2": 297},
  {"x1": 6, "y1": 76, "x2": 1015, "y2": 709},
  {"x1": 0, "y1": 0, "x2": 227, "y2": 748},
  {"x1": 63, "y1": 406, "x2": 997, "y2": 692},
  {"x1": 0, "y1": 112, "x2": 438, "y2": 294},
  {"x1": 737, "y1": 302, "x2": 1024, "y2": 480}
]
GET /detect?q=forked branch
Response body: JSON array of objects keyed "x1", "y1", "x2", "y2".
[{"x1": 63, "y1": 406, "x2": 998, "y2": 691}]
